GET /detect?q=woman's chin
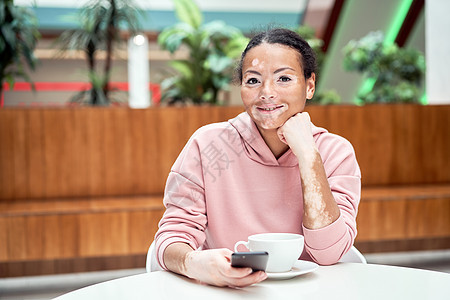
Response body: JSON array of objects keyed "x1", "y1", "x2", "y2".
[
  {"x1": 257, "y1": 121, "x2": 283, "y2": 131},
  {"x1": 251, "y1": 110, "x2": 289, "y2": 128}
]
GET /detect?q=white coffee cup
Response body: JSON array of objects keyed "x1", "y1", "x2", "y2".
[{"x1": 234, "y1": 233, "x2": 304, "y2": 273}]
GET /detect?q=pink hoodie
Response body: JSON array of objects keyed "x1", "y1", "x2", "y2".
[{"x1": 154, "y1": 112, "x2": 361, "y2": 269}]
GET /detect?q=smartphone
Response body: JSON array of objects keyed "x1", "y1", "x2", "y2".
[{"x1": 231, "y1": 251, "x2": 269, "y2": 272}]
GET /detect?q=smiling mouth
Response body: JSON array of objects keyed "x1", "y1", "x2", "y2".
[{"x1": 257, "y1": 105, "x2": 284, "y2": 112}]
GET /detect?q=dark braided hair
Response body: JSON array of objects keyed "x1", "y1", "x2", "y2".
[{"x1": 236, "y1": 28, "x2": 316, "y2": 84}]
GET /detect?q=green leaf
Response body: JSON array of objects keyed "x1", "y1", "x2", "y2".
[
  {"x1": 5, "y1": 74, "x2": 15, "y2": 90},
  {"x1": 158, "y1": 27, "x2": 177, "y2": 45},
  {"x1": 161, "y1": 77, "x2": 178, "y2": 90},
  {"x1": 0, "y1": 37, "x2": 5, "y2": 53},
  {"x1": 161, "y1": 87, "x2": 182, "y2": 102},
  {"x1": 0, "y1": 2, "x2": 5, "y2": 23},
  {"x1": 1, "y1": 1, "x2": 40, "y2": 99},
  {"x1": 88, "y1": 71, "x2": 105, "y2": 89},
  {"x1": 202, "y1": 20, "x2": 238, "y2": 39},
  {"x1": 212, "y1": 75, "x2": 230, "y2": 90},
  {"x1": 1, "y1": 24, "x2": 17, "y2": 51},
  {"x1": 164, "y1": 33, "x2": 185, "y2": 53},
  {"x1": 169, "y1": 60, "x2": 194, "y2": 79},
  {"x1": 94, "y1": 88, "x2": 108, "y2": 106},
  {"x1": 206, "y1": 54, "x2": 232, "y2": 73},
  {"x1": 173, "y1": 0, "x2": 203, "y2": 29},
  {"x1": 158, "y1": 24, "x2": 194, "y2": 52},
  {"x1": 201, "y1": 90, "x2": 213, "y2": 102},
  {"x1": 224, "y1": 35, "x2": 249, "y2": 58},
  {"x1": 295, "y1": 25, "x2": 316, "y2": 40}
]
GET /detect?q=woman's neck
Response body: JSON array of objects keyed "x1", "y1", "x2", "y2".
[{"x1": 258, "y1": 128, "x2": 290, "y2": 159}]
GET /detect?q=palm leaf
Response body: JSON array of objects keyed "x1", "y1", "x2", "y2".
[
  {"x1": 0, "y1": 1, "x2": 40, "y2": 95},
  {"x1": 169, "y1": 60, "x2": 194, "y2": 79},
  {"x1": 173, "y1": 0, "x2": 203, "y2": 29}
]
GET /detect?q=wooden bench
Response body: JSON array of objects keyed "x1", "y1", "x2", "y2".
[
  {"x1": 1, "y1": 105, "x2": 449, "y2": 277},
  {"x1": 0, "y1": 195, "x2": 165, "y2": 277},
  {"x1": 357, "y1": 184, "x2": 450, "y2": 253}
]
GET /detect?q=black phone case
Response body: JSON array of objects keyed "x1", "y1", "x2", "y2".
[{"x1": 231, "y1": 251, "x2": 269, "y2": 271}]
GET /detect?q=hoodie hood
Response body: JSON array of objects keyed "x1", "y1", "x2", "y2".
[{"x1": 228, "y1": 112, "x2": 328, "y2": 167}]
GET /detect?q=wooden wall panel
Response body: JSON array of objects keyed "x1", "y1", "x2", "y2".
[
  {"x1": 391, "y1": 105, "x2": 417, "y2": 183},
  {"x1": 355, "y1": 105, "x2": 394, "y2": 186},
  {"x1": 1, "y1": 195, "x2": 165, "y2": 263},
  {"x1": 79, "y1": 212, "x2": 130, "y2": 257},
  {"x1": 27, "y1": 110, "x2": 46, "y2": 199},
  {"x1": 42, "y1": 215, "x2": 61, "y2": 259},
  {"x1": 42, "y1": 109, "x2": 74, "y2": 198},
  {"x1": 406, "y1": 198, "x2": 450, "y2": 238},
  {"x1": 107, "y1": 212, "x2": 129, "y2": 256},
  {"x1": 356, "y1": 197, "x2": 450, "y2": 242},
  {"x1": 185, "y1": 106, "x2": 218, "y2": 135},
  {"x1": 220, "y1": 106, "x2": 245, "y2": 122},
  {"x1": 1, "y1": 105, "x2": 449, "y2": 196},
  {"x1": 141, "y1": 109, "x2": 163, "y2": 194},
  {"x1": 0, "y1": 218, "x2": 8, "y2": 261},
  {"x1": 103, "y1": 109, "x2": 133, "y2": 196},
  {"x1": 420, "y1": 106, "x2": 450, "y2": 182},
  {"x1": 128, "y1": 210, "x2": 165, "y2": 254},
  {"x1": 0, "y1": 213, "x2": 134, "y2": 262},
  {"x1": 156, "y1": 108, "x2": 189, "y2": 188},
  {"x1": 6, "y1": 216, "x2": 27, "y2": 261},
  {"x1": 85, "y1": 108, "x2": 107, "y2": 197},
  {"x1": 0, "y1": 254, "x2": 147, "y2": 277},
  {"x1": 79, "y1": 213, "x2": 103, "y2": 257},
  {"x1": 127, "y1": 109, "x2": 148, "y2": 194},
  {"x1": 25, "y1": 216, "x2": 45, "y2": 260},
  {"x1": 0, "y1": 110, "x2": 15, "y2": 199},
  {"x1": 307, "y1": 104, "x2": 450, "y2": 186},
  {"x1": 103, "y1": 109, "x2": 118, "y2": 196},
  {"x1": 59, "y1": 214, "x2": 79, "y2": 258},
  {"x1": 69, "y1": 109, "x2": 90, "y2": 197},
  {"x1": 356, "y1": 199, "x2": 407, "y2": 242},
  {"x1": 11, "y1": 109, "x2": 28, "y2": 199},
  {"x1": 304, "y1": 105, "x2": 328, "y2": 129}
]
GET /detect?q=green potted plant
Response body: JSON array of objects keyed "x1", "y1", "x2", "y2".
[
  {"x1": 0, "y1": 0, "x2": 40, "y2": 101},
  {"x1": 157, "y1": 0, "x2": 248, "y2": 105},
  {"x1": 343, "y1": 31, "x2": 425, "y2": 104},
  {"x1": 57, "y1": 0, "x2": 142, "y2": 105}
]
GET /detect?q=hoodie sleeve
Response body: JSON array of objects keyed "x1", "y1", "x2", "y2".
[
  {"x1": 302, "y1": 133, "x2": 361, "y2": 265},
  {"x1": 154, "y1": 134, "x2": 207, "y2": 270}
]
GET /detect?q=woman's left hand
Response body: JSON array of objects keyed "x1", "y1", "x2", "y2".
[{"x1": 277, "y1": 112, "x2": 317, "y2": 157}]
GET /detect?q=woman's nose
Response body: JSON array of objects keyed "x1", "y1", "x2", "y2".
[{"x1": 259, "y1": 82, "x2": 276, "y2": 100}]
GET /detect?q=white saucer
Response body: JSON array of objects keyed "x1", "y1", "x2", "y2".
[{"x1": 266, "y1": 260, "x2": 319, "y2": 280}]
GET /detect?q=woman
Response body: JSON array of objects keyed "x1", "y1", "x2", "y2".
[{"x1": 152, "y1": 28, "x2": 361, "y2": 287}]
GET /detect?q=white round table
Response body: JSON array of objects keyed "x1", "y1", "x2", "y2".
[{"x1": 54, "y1": 263, "x2": 450, "y2": 300}]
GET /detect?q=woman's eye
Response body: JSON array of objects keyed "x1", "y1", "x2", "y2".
[
  {"x1": 279, "y1": 76, "x2": 291, "y2": 82},
  {"x1": 246, "y1": 78, "x2": 259, "y2": 85}
]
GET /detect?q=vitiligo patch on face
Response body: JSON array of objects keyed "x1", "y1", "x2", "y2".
[{"x1": 251, "y1": 58, "x2": 259, "y2": 66}]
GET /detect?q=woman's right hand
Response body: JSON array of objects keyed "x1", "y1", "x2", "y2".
[
  {"x1": 184, "y1": 248, "x2": 267, "y2": 287},
  {"x1": 164, "y1": 243, "x2": 267, "y2": 287}
]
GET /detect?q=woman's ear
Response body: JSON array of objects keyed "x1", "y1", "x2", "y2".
[{"x1": 306, "y1": 73, "x2": 316, "y2": 100}]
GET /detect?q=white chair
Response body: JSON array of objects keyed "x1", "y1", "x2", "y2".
[
  {"x1": 339, "y1": 246, "x2": 367, "y2": 264},
  {"x1": 146, "y1": 241, "x2": 162, "y2": 272}
]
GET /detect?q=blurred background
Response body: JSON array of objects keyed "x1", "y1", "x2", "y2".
[{"x1": 1, "y1": 0, "x2": 449, "y2": 299}]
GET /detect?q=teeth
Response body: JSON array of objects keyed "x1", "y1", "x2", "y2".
[{"x1": 261, "y1": 107, "x2": 278, "y2": 111}]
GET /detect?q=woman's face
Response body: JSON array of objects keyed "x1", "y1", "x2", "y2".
[{"x1": 240, "y1": 43, "x2": 315, "y2": 131}]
